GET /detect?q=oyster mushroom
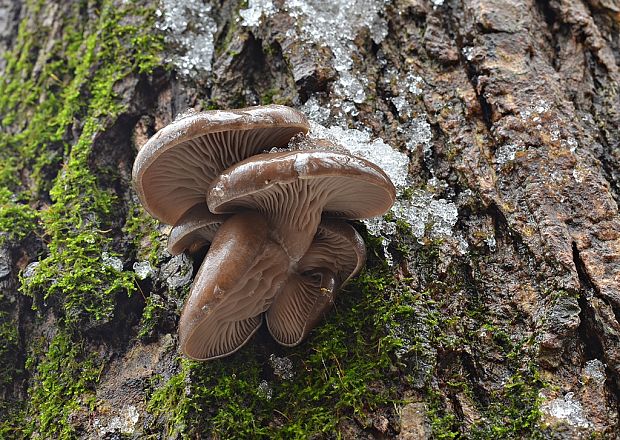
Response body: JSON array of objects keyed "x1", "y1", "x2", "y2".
[
  {"x1": 167, "y1": 204, "x2": 228, "y2": 255},
  {"x1": 207, "y1": 149, "x2": 396, "y2": 260},
  {"x1": 132, "y1": 105, "x2": 309, "y2": 225},
  {"x1": 266, "y1": 220, "x2": 367, "y2": 346},
  {"x1": 179, "y1": 211, "x2": 289, "y2": 360}
]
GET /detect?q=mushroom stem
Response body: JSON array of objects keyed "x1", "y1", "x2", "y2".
[{"x1": 179, "y1": 211, "x2": 289, "y2": 360}]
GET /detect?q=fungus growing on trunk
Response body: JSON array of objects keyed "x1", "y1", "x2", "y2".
[
  {"x1": 132, "y1": 105, "x2": 396, "y2": 360},
  {"x1": 167, "y1": 204, "x2": 227, "y2": 255},
  {"x1": 132, "y1": 105, "x2": 309, "y2": 225},
  {"x1": 266, "y1": 220, "x2": 367, "y2": 346},
  {"x1": 179, "y1": 212, "x2": 289, "y2": 360},
  {"x1": 207, "y1": 149, "x2": 395, "y2": 260}
]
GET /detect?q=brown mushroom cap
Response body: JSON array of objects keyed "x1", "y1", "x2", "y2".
[
  {"x1": 208, "y1": 149, "x2": 395, "y2": 260},
  {"x1": 167, "y1": 204, "x2": 228, "y2": 256},
  {"x1": 179, "y1": 211, "x2": 289, "y2": 360},
  {"x1": 266, "y1": 220, "x2": 366, "y2": 346},
  {"x1": 132, "y1": 105, "x2": 309, "y2": 225}
]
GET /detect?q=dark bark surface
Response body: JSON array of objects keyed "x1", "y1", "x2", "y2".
[{"x1": 0, "y1": 0, "x2": 619, "y2": 438}]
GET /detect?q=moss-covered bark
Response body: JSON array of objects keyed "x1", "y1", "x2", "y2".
[{"x1": 0, "y1": 0, "x2": 619, "y2": 438}]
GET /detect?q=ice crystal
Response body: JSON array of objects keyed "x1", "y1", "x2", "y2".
[
  {"x1": 133, "y1": 261, "x2": 154, "y2": 280},
  {"x1": 541, "y1": 392, "x2": 592, "y2": 429},
  {"x1": 156, "y1": 0, "x2": 216, "y2": 78},
  {"x1": 102, "y1": 252, "x2": 123, "y2": 272},
  {"x1": 304, "y1": 113, "x2": 458, "y2": 261},
  {"x1": 401, "y1": 116, "x2": 432, "y2": 155},
  {"x1": 257, "y1": 380, "x2": 273, "y2": 400},
  {"x1": 94, "y1": 405, "x2": 140, "y2": 436},
  {"x1": 583, "y1": 359, "x2": 606, "y2": 384},
  {"x1": 239, "y1": 0, "x2": 276, "y2": 27},
  {"x1": 495, "y1": 142, "x2": 524, "y2": 165},
  {"x1": 392, "y1": 193, "x2": 459, "y2": 240},
  {"x1": 240, "y1": 0, "x2": 389, "y2": 102},
  {"x1": 269, "y1": 354, "x2": 294, "y2": 380},
  {"x1": 308, "y1": 121, "x2": 409, "y2": 190}
]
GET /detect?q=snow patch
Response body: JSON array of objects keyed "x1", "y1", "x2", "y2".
[
  {"x1": 94, "y1": 405, "x2": 140, "y2": 436},
  {"x1": 156, "y1": 0, "x2": 217, "y2": 78},
  {"x1": 133, "y1": 261, "x2": 154, "y2": 280},
  {"x1": 541, "y1": 392, "x2": 592, "y2": 429},
  {"x1": 241, "y1": 0, "x2": 390, "y2": 103},
  {"x1": 305, "y1": 116, "x2": 458, "y2": 263},
  {"x1": 240, "y1": 0, "x2": 276, "y2": 27}
]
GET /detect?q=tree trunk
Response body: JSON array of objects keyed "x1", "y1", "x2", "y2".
[{"x1": 1, "y1": 0, "x2": 619, "y2": 438}]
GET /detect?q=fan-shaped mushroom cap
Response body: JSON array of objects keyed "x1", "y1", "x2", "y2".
[
  {"x1": 179, "y1": 211, "x2": 289, "y2": 360},
  {"x1": 132, "y1": 105, "x2": 309, "y2": 225},
  {"x1": 208, "y1": 150, "x2": 395, "y2": 260},
  {"x1": 167, "y1": 204, "x2": 228, "y2": 255},
  {"x1": 266, "y1": 220, "x2": 366, "y2": 346}
]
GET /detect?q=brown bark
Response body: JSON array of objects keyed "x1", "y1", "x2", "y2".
[{"x1": 1, "y1": 0, "x2": 619, "y2": 438}]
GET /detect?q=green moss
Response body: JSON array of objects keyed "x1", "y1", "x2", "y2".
[
  {"x1": 17, "y1": 0, "x2": 164, "y2": 328},
  {"x1": 0, "y1": 189, "x2": 38, "y2": 243},
  {"x1": 124, "y1": 203, "x2": 164, "y2": 265},
  {"x1": 0, "y1": 313, "x2": 20, "y2": 388},
  {"x1": 147, "y1": 265, "x2": 405, "y2": 438},
  {"x1": 0, "y1": 0, "x2": 163, "y2": 436},
  {"x1": 138, "y1": 293, "x2": 166, "y2": 340},
  {"x1": 24, "y1": 331, "x2": 101, "y2": 439}
]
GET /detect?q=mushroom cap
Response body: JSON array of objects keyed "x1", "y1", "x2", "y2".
[
  {"x1": 179, "y1": 211, "x2": 289, "y2": 360},
  {"x1": 297, "y1": 219, "x2": 366, "y2": 286},
  {"x1": 266, "y1": 220, "x2": 367, "y2": 347},
  {"x1": 167, "y1": 204, "x2": 228, "y2": 256},
  {"x1": 132, "y1": 105, "x2": 309, "y2": 225},
  {"x1": 208, "y1": 149, "x2": 395, "y2": 259}
]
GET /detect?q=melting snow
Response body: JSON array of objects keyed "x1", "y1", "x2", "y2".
[
  {"x1": 269, "y1": 354, "x2": 294, "y2": 380},
  {"x1": 257, "y1": 380, "x2": 273, "y2": 400},
  {"x1": 133, "y1": 261, "x2": 154, "y2": 280},
  {"x1": 541, "y1": 392, "x2": 592, "y2": 429},
  {"x1": 156, "y1": 0, "x2": 217, "y2": 78},
  {"x1": 306, "y1": 116, "x2": 459, "y2": 262},
  {"x1": 102, "y1": 252, "x2": 123, "y2": 272},
  {"x1": 308, "y1": 121, "x2": 409, "y2": 189},
  {"x1": 583, "y1": 359, "x2": 606, "y2": 384},
  {"x1": 240, "y1": 0, "x2": 275, "y2": 26},
  {"x1": 240, "y1": 0, "x2": 390, "y2": 103}
]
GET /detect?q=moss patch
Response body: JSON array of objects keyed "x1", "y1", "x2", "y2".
[{"x1": 0, "y1": 0, "x2": 163, "y2": 436}]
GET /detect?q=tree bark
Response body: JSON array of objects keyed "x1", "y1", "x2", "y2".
[{"x1": 0, "y1": 0, "x2": 619, "y2": 438}]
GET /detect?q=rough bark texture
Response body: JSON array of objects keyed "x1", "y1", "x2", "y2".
[{"x1": 0, "y1": 0, "x2": 619, "y2": 438}]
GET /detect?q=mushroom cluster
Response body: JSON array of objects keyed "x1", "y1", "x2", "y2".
[{"x1": 132, "y1": 105, "x2": 396, "y2": 360}]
